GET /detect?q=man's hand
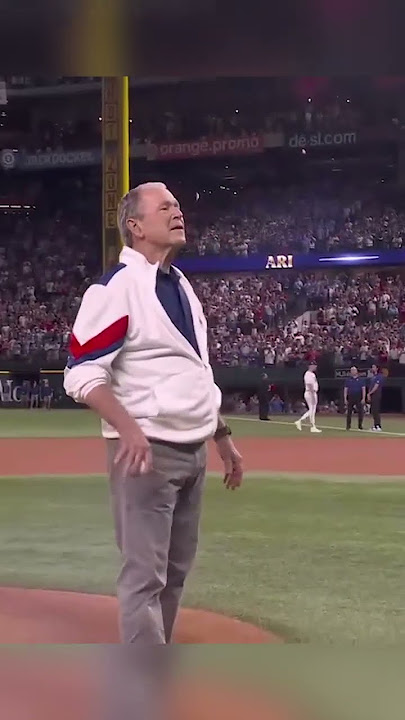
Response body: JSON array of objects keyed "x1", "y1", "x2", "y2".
[
  {"x1": 114, "y1": 420, "x2": 153, "y2": 476},
  {"x1": 215, "y1": 435, "x2": 243, "y2": 490},
  {"x1": 84, "y1": 385, "x2": 153, "y2": 477}
]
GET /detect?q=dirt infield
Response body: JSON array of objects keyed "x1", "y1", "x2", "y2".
[
  {"x1": 0, "y1": 435, "x2": 403, "y2": 475},
  {"x1": 0, "y1": 432, "x2": 394, "y2": 719},
  {"x1": 0, "y1": 589, "x2": 295, "y2": 720},
  {"x1": 0, "y1": 587, "x2": 277, "y2": 644},
  {"x1": 0, "y1": 653, "x2": 297, "y2": 720},
  {"x1": 0, "y1": 436, "x2": 294, "y2": 718}
]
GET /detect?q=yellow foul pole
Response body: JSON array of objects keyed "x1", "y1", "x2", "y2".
[{"x1": 102, "y1": 77, "x2": 130, "y2": 270}]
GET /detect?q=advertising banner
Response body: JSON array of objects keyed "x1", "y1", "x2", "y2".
[
  {"x1": 334, "y1": 367, "x2": 370, "y2": 379},
  {"x1": 1, "y1": 137, "x2": 265, "y2": 171},
  {"x1": 0, "y1": 375, "x2": 21, "y2": 404},
  {"x1": 287, "y1": 130, "x2": 357, "y2": 149},
  {"x1": 0, "y1": 148, "x2": 101, "y2": 171},
  {"x1": 177, "y1": 249, "x2": 405, "y2": 274},
  {"x1": 0, "y1": 373, "x2": 77, "y2": 408},
  {"x1": 0, "y1": 145, "x2": 145, "y2": 172},
  {"x1": 146, "y1": 134, "x2": 264, "y2": 161},
  {"x1": 1, "y1": 122, "x2": 401, "y2": 174},
  {"x1": 22, "y1": 150, "x2": 98, "y2": 169}
]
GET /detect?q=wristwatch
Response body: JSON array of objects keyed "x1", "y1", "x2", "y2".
[{"x1": 214, "y1": 424, "x2": 232, "y2": 441}]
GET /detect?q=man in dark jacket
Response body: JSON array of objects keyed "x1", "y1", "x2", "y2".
[
  {"x1": 367, "y1": 364, "x2": 384, "y2": 432},
  {"x1": 343, "y1": 366, "x2": 366, "y2": 431},
  {"x1": 258, "y1": 373, "x2": 272, "y2": 421}
]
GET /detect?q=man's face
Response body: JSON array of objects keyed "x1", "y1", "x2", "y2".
[
  {"x1": 129, "y1": 186, "x2": 186, "y2": 250},
  {"x1": 371, "y1": 364, "x2": 378, "y2": 374},
  {"x1": 350, "y1": 367, "x2": 358, "y2": 377}
]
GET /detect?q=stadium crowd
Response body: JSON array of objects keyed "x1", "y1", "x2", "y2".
[
  {"x1": 1, "y1": 211, "x2": 405, "y2": 368},
  {"x1": 2, "y1": 78, "x2": 365, "y2": 152},
  {"x1": 186, "y1": 183, "x2": 405, "y2": 256},
  {"x1": 0, "y1": 189, "x2": 99, "y2": 364},
  {"x1": 3, "y1": 105, "x2": 360, "y2": 156},
  {"x1": 1, "y1": 176, "x2": 405, "y2": 366},
  {"x1": 3, "y1": 178, "x2": 405, "y2": 257},
  {"x1": 197, "y1": 271, "x2": 405, "y2": 368}
]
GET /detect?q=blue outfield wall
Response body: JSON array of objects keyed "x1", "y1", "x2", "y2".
[{"x1": 1, "y1": 368, "x2": 405, "y2": 411}]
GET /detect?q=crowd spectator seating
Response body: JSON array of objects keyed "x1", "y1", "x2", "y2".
[
  {"x1": 1, "y1": 178, "x2": 405, "y2": 366},
  {"x1": 4, "y1": 75, "x2": 405, "y2": 161},
  {"x1": 17, "y1": 119, "x2": 100, "y2": 154},
  {"x1": 0, "y1": 213, "x2": 96, "y2": 364},
  {"x1": 3, "y1": 106, "x2": 359, "y2": 155},
  {"x1": 1, "y1": 222, "x2": 405, "y2": 368},
  {"x1": 129, "y1": 93, "x2": 363, "y2": 144},
  {"x1": 0, "y1": 177, "x2": 99, "y2": 364},
  {"x1": 1, "y1": 79, "x2": 371, "y2": 152},
  {"x1": 195, "y1": 272, "x2": 405, "y2": 368},
  {"x1": 5, "y1": 176, "x2": 405, "y2": 258},
  {"x1": 185, "y1": 183, "x2": 405, "y2": 255}
]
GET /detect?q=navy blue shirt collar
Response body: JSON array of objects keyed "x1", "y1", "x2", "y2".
[
  {"x1": 155, "y1": 265, "x2": 200, "y2": 357},
  {"x1": 157, "y1": 265, "x2": 179, "y2": 280}
]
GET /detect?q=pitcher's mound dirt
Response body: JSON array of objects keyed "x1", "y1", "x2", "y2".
[
  {"x1": 0, "y1": 654, "x2": 299, "y2": 720},
  {"x1": 0, "y1": 588, "x2": 300, "y2": 720},
  {"x1": 0, "y1": 587, "x2": 280, "y2": 644}
]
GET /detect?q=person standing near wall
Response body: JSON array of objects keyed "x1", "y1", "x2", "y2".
[
  {"x1": 257, "y1": 372, "x2": 272, "y2": 421},
  {"x1": 20, "y1": 379, "x2": 30, "y2": 408},
  {"x1": 367, "y1": 364, "x2": 384, "y2": 432},
  {"x1": 30, "y1": 380, "x2": 40, "y2": 409},
  {"x1": 344, "y1": 366, "x2": 366, "y2": 431},
  {"x1": 41, "y1": 379, "x2": 53, "y2": 409}
]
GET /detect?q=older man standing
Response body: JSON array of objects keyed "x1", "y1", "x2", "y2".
[
  {"x1": 344, "y1": 366, "x2": 366, "y2": 431},
  {"x1": 64, "y1": 182, "x2": 243, "y2": 644}
]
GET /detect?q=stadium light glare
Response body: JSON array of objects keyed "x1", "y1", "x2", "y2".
[{"x1": 319, "y1": 255, "x2": 380, "y2": 263}]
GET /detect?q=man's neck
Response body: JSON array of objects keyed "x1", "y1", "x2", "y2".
[
  {"x1": 129, "y1": 243, "x2": 171, "y2": 267},
  {"x1": 130, "y1": 243, "x2": 177, "y2": 270}
]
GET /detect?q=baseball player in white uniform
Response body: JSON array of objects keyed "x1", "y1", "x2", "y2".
[{"x1": 294, "y1": 362, "x2": 322, "y2": 433}]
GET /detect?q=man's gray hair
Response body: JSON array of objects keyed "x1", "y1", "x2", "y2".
[{"x1": 117, "y1": 182, "x2": 167, "y2": 246}]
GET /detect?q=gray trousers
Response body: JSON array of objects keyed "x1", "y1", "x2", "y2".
[{"x1": 107, "y1": 438, "x2": 207, "y2": 644}]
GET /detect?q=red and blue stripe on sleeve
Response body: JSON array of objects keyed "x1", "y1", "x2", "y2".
[{"x1": 67, "y1": 315, "x2": 129, "y2": 368}]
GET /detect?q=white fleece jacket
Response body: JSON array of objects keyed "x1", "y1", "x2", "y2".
[{"x1": 63, "y1": 246, "x2": 222, "y2": 442}]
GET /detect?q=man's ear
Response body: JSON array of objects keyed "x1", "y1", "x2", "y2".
[{"x1": 127, "y1": 218, "x2": 143, "y2": 240}]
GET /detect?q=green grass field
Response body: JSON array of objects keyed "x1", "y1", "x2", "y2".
[
  {"x1": 0, "y1": 409, "x2": 404, "y2": 647},
  {"x1": 1, "y1": 473, "x2": 404, "y2": 646},
  {"x1": 1, "y1": 408, "x2": 405, "y2": 719},
  {"x1": 1, "y1": 407, "x2": 405, "y2": 438}
]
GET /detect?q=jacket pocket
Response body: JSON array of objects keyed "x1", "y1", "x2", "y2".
[
  {"x1": 116, "y1": 385, "x2": 159, "y2": 419},
  {"x1": 153, "y1": 371, "x2": 217, "y2": 427}
]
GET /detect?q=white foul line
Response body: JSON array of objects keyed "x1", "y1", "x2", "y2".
[{"x1": 224, "y1": 416, "x2": 405, "y2": 437}]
